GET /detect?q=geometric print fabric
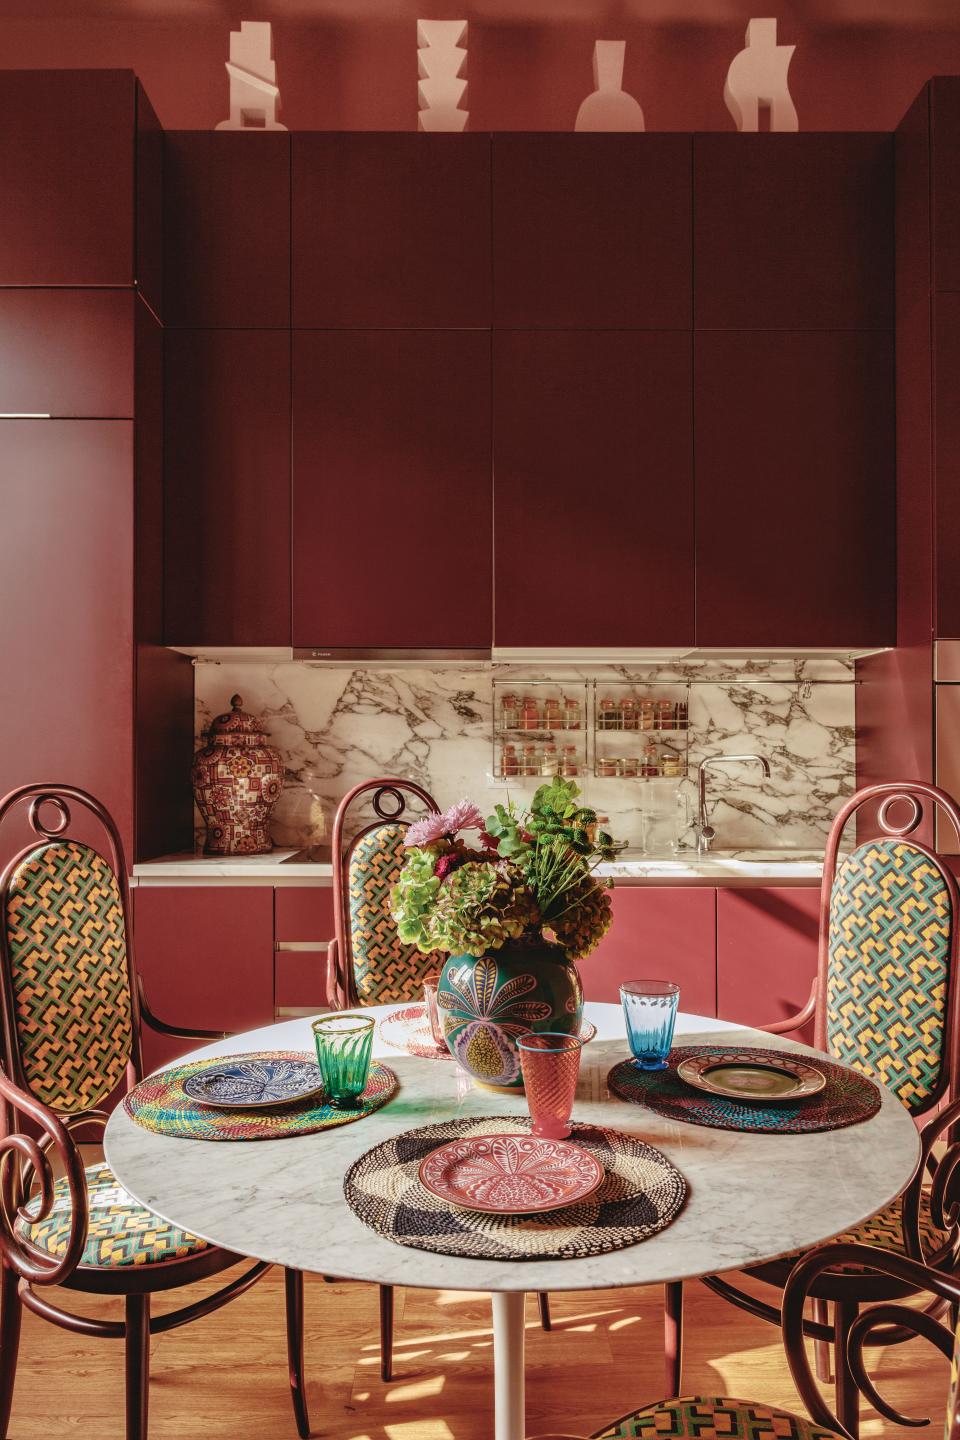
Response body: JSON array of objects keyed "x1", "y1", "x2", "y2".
[
  {"x1": 826, "y1": 838, "x2": 952, "y2": 1113},
  {"x1": 593, "y1": 1397, "x2": 844, "y2": 1440},
  {"x1": 16, "y1": 1161, "x2": 207, "y2": 1269},
  {"x1": 4, "y1": 841, "x2": 133, "y2": 1114},
  {"x1": 348, "y1": 823, "x2": 440, "y2": 1004}
]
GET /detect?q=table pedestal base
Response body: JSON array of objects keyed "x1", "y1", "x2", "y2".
[{"x1": 492, "y1": 1291, "x2": 526, "y2": 1440}]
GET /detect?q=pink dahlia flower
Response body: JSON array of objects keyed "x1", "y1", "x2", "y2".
[{"x1": 406, "y1": 799, "x2": 485, "y2": 848}]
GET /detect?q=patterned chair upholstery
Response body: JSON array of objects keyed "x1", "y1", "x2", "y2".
[
  {"x1": 593, "y1": 1398, "x2": 843, "y2": 1440},
  {"x1": 825, "y1": 837, "x2": 952, "y2": 1113},
  {"x1": 348, "y1": 822, "x2": 440, "y2": 1005}
]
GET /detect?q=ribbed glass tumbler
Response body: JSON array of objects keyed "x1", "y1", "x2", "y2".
[
  {"x1": 620, "y1": 981, "x2": 679, "y2": 1071},
  {"x1": 517, "y1": 1031, "x2": 585, "y2": 1139},
  {"x1": 311, "y1": 1013, "x2": 375, "y2": 1107}
]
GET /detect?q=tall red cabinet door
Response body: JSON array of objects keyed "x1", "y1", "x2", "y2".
[
  {"x1": 292, "y1": 331, "x2": 492, "y2": 650},
  {"x1": 164, "y1": 330, "x2": 291, "y2": 647},
  {"x1": 163, "y1": 132, "x2": 291, "y2": 328},
  {"x1": 0, "y1": 290, "x2": 134, "y2": 418},
  {"x1": 716, "y1": 887, "x2": 820, "y2": 1043},
  {"x1": 493, "y1": 330, "x2": 694, "y2": 648},
  {"x1": 292, "y1": 134, "x2": 490, "y2": 327},
  {"x1": 133, "y1": 888, "x2": 275, "y2": 1071},
  {"x1": 933, "y1": 79, "x2": 960, "y2": 293},
  {"x1": 135, "y1": 82, "x2": 164, "y2": 320},
  {"x1": 0, "y1": 420, "x2": 134, "y2": 860},
  {"x1": 935, "y1": 295, "x2": 960, "y2": 636},
  {"x1": 695, "y1": 330, "x2": 895, "y2": 648},
  {"x1": 694, "y1": 135, "x2": 893, "y2": 330},
  {"x1": 582, "y1": 888, "x2": 716, "y2": 1016},
  {"x1": 492, "y1": 135, "x2": 692, "y2": 328},
  {"x1": 0, "y1": 70, "x2": 135, "y2": 285}
]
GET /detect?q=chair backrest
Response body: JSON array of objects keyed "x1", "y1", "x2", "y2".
[
  {"x1": 330, "y1": 778, "x2": 444, "y2": 1009},
  {"x1": 0, "y1": 785, "x2": 143, "y2": 1117},
  {"x1": 815, "y1": 781, "x2": 960, "y2": 1118}
]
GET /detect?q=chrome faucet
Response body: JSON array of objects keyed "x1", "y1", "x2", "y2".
[{"x1": 694, "y1": 754, "x2": 772, "y2": 854}]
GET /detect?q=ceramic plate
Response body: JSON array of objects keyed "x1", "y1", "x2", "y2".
[
  {"x1": 183, "y1": 1057, "x2": 326, "y2": 1109},
  {"x1": 577, "y1": 1019, "x2": 598, "y2": 1044},
  {"x1": 676, "y1": 1050, "x2": 827, "y2": 1103},
  {"x1": 418, "y1": 1133, "x2": 604, "y2": 1214}
]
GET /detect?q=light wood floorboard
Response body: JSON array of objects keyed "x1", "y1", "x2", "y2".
[{"x1": 4, "y1": 1269, "x2": 947, "y2": 1437}]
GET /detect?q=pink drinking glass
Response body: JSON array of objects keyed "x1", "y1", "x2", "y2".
[
  {"x1": 422, "y1": 968, "x2": 445, "y2": 1047},
  {"x1": 516, "y1": 1032, "x2": 585, "y2": 1139}
]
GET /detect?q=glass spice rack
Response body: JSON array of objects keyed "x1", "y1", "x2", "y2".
[{"x1": 490, "y1": 678, "x2": 691, "y2": 783}]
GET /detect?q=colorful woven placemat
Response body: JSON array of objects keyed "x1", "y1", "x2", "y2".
[
  {"x1": 607, "y1": 1046, "x2": 881, "y2": 1134},
  {"x1": 343, "y1": 1114, "x2": 687, "y2": 1261},
  {"x1": 377, "y1": 1004, "x2": 453, "y2": 1060},
  {"x1": 125, "y1": 1051, "x2": 398, "y2": 1141}
]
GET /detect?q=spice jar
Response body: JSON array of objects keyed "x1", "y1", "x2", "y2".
[
  {"x1": 597, "y1": 756, "x2": 618, "y2": 777},
  {"x1": 520, "y1": 696, "x2": 540, "y2": 731},
  {"x1": 676, "y1": 701, "x2": 689, "y2": 730},
  {"x1": 500, "y1": 742, "x2": 519, "y2": 777},
  {"x1": 598, "y1": 698, "x2": 616, "y2": 730},
  {"x1": 639, "y1": 700, "x2": 655, "y2": 731},
  {"x1": 521, "y1": 742, "x2": 540, "y2": 776},
  {"x1": 621, "y1": 698, "x2": 637, "y2": 731},
  {"x1": 559, "y1": 744, "x2": 579, "y2": 777},
  {"x1": 619, "y1": 755, "x2": 638, "y2": 778},
  {"x1": 660, "y1": 751, "x2": 682, "y2": 778},
  {"x1": 563, "y1": 697, "x2": 582, "y2": 730},
  {"x1": 540, "y1": 743, "x2": 559, "y2": 776},
  {"x1": 642, "y1": 742, "x2": 659, "y2": 777},
  {"x1": 500, "y1": 693, "x2": 519, "y2": 729},
  {"x1": 543, "y1": 697, "x2": 563, "y2": 730}
]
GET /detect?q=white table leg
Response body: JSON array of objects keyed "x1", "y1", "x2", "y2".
[{"x1": 492, "y1": 1290, "x2": 526, "y2": 1440}]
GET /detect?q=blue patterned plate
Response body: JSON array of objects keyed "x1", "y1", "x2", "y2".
[{"x1": 183, "y1": 1057, "x2": 326, "y2": 1110}]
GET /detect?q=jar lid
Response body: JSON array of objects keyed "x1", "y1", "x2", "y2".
[{"x1": 206, "y1": 694, "x2": 268, "y2": 741}]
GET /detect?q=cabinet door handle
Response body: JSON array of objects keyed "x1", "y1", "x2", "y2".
[{"x1": 275, "y1": 941, "x2": 330, "y2": 952}]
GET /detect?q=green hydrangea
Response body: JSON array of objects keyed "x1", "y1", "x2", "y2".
[
  {"x1": 429, "y1": 859, "x2": 539, "y2": 957},
  {"x1": 549, "y1": 875, "x2": 613, "y2": 960},
  {"x1": 391, "y1": 844, "x2": 443, "y2": 951}
]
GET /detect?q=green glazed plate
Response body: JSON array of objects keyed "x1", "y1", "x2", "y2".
[{"x1": 676, "y1": 1050, "x2": 827, "y2": 1103}]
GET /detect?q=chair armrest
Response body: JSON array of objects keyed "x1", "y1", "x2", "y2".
[
  {"x1": 901, "y1": 1094, "x2": 960, "y2": 1262},
  {"x1": 0, "y1": 1068, "x2": 87, "y2": 1286},
  {"x1": 136, "y1": 974, "x2": 228, "y2": 1041},
  {"x1": 756, "y1": 977, "x2": 818, "y2": 1035},
  {"x1": 783, "y1": 1242, "x2": 960, "y2": 1434}
]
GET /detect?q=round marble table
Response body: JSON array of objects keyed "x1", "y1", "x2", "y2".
[{"x1": 104, "y1": 1003, "x2": 920, "y2": 1440}]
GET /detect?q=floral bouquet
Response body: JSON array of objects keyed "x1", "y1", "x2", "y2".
[{"x1": 391, "y1": 778, "x2": 618, "y2": 961}]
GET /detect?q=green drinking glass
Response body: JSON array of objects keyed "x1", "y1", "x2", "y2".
[{"x1": 311, "y1": 1013, "x2": 375, "y2": 1107}]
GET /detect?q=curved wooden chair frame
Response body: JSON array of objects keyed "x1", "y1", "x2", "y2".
[
  {"x1": 0, "y1": 783, "x2": 310, "y2": 1440},
  {"x1": 669, "y1": 780, "x2": 960, "y2": 1439}
]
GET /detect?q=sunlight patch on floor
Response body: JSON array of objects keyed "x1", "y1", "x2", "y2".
[
  {"x1": 384, "y1": 1422, "x2": 455, "y2": 1439},
  {"x1": 385, "y1": 1376, "x2": 447, "y2": 1402}
]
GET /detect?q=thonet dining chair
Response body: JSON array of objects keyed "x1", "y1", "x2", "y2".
[
  {"x1": 529, "y1": 1240, "x2": 960, "y2": 1440},
  {"x1": 669, "y1": 779, "x2": 960, "y2": 1438},
  {"x1": 0, "y1": 783, "x2": 311, "y2": 1440},
  {"x1": 325, "y1": 777, "x2": 555, "y2": 1376}
]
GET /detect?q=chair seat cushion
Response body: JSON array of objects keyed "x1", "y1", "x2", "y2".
[
  {"x1": 830, "y1": 1185, "x2": 950, "y2": 1254},
  {"x1": 594, "y1": 1397, "x2": 843, "y2": 1439},
  {"x1": 16, "y1": 1162, "x2": 209, "y2": 1269}
]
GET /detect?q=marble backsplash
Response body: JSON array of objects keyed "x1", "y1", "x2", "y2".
[{"x1": 193, "y1": 659, "x2": 856, "y2": 855}]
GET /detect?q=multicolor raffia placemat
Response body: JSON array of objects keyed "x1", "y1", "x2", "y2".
[
  {"x1": 343, "y1": 1115, "x2": 687, "y2": 1261},
  {"x1": 125, "y1": 1051, "x2": 398, "y2": 1141},
  {"x1": 377, "y1": 1004, "x2": 453, "y2": 1060},
  {"x1": 607, "y1": 1046, "x2": 881, "y2": 1134}
]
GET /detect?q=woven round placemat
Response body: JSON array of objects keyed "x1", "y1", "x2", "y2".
[
  {"x1": 377, "y1": 1004, "x2": 453, "y2": 1060},
  {"x1": 343, "y1": 1114, "x2": 687, "y2": 1261},
  {"x1": 125, "y1": 1051, "x2": 398, "y2": 1141},
  {"x1": 607, "y1": 1046, "x2": 881, "y2": 1134}
]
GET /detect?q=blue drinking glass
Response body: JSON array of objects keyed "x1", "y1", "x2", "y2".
[{"x1": 620, "y1": 980, "x2": 680, "y2": 1071}]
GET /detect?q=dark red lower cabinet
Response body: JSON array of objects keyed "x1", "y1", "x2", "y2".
[
  {"x1": 133, "y1": 887, "x2": 275, "y2": 1071},
  {"x1": 716, "y1": 886, "x2": 821, "y2": 1042},
  {"x1": 274, "y1": 886, "x2": 334, "y2": 1018},
  {"x1": 582, "y1": 887, "x2": 717, "y2": 1016}
]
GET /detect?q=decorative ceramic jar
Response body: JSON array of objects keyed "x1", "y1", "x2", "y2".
[
  {"x1": 192, "y1": 694, "x2": 284, "y2": 855},
  {"x1": 437, "y1": 943, "x2": 583, "y2": 1091}
]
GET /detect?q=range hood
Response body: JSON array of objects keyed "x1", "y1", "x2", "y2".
[{"x1": 171, "y1": 643, "x2": 890, "y2": 666}]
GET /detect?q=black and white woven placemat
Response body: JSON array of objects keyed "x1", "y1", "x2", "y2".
[{"x1": 343, "y1": 1115, "x2": 687, "y2": 1261}]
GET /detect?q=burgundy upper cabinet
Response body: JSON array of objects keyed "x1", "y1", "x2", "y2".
[
  {"x1": 935, "y1": 295, "x2": 960, "y2": 636},
  {"x1": 494, "y1": 330, "x2": 693, "y2": 648},
  {"x1": 164, "y1": 329, "x2": 291, "y2": 646},
  {"x1": 492, "y1": 135, "x2": 691, "y2": 329},
  {"x1": 695, "y1": 330, "x2": 895, "y2": 648},
  {"x1": 292, "y1": 135, "x2": 490, "y2": 327},
  {"x1": 932, "y1": 79, "x2": 960, "y2": 292},
  {"x1": 0, "y1": 290, "x2": 134, "y2": 417},
  {"x1": 292, "y1": 330, "x2": 491, "y2": 650},
  {"x1": 163, "y1": 132, "x2": 290, "y2": 327},
  {"x1": 694, "y1": 135, "x2": 894, "y2": 330},
  {"x1": 135, "y1": 83, "x2": 164, "y2": 319},
  {"x1": 0, "y1": 70, "x2": 136, "y2": 285}
]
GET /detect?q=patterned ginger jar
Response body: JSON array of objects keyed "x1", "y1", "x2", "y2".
[
  {"x1": 192, "y1": 694, "x2": 285, "y2": 855},
  {"x1": 437, "y1": 942, "x2": 583, "y2": 1091}
]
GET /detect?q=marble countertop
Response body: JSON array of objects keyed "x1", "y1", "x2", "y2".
[
  {"x1": 104, "y1": 1002, "x2": 919, "y2": 1295},
  {"x1": 131, "y1": 848, "x2": 824, "y2": 886}
]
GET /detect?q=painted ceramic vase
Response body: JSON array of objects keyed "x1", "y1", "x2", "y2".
[
  {"x1": 437, "y1": 942, "x2": 583, "y2": 1090},
  {"x1": 192, "y1": 694, "x2": 284, "y2": 855}
]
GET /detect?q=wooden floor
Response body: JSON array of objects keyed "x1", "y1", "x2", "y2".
[{"x1": 5, "y1": 1269, "x2": 947, "y2": 1438}]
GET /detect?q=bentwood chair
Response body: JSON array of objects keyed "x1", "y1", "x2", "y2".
[
  {"x1": 668, "y1": 779, "x2": 960, "y2": 1438},
  {"x1": 0, "y1": 784, "x2": 311, "y2": 1440},
  {"x1": 530, "y1": 1241, "x2": 960, "y2": 1440},
  {"x1": 325, "y1": 777, "x2": 555, "y2": 1372}
]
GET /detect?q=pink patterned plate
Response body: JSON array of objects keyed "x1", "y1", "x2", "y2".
[
  {"x1": 377, "y1": 1004, "x2": 451, "y2": 1060},
  {"x1": 418, "y1": 1133, "x2": 604, "y2": 1215}
]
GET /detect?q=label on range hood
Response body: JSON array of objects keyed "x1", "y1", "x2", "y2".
[{"x1": 292, "y1": 647, "x2": 491, "y2": 661}]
